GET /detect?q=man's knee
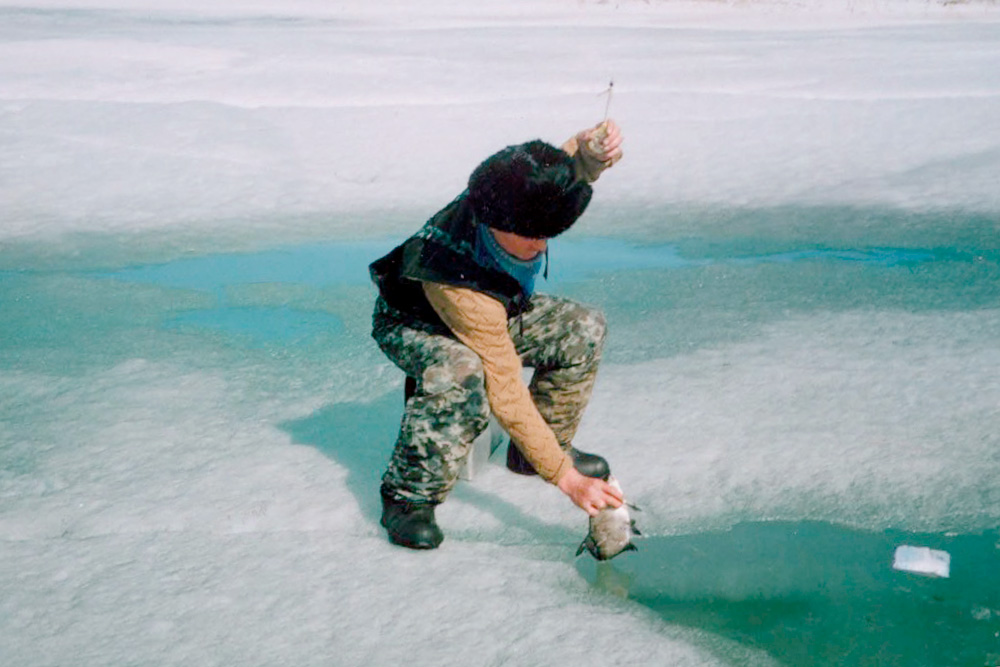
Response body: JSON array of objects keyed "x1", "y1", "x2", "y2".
[
  {"x1": 586, "y1": 306, "x2": 607, "y2": 348},
  {"x1": 568, "y1": 303, "x2": 607, "y2": 364}
]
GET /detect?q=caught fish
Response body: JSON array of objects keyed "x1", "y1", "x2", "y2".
[{"x1": 576, "y1": 476, "x2": 641, "y2": 561}]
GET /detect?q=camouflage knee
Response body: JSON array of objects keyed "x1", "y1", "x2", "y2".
[
  {"x1": 561, "y1": 301, "x2": 607, "y2": 368},
  {"x1": 514, "y1": 294, "x2": 607, "y2": 373},
  {"x1": 513, "y1": 295, "x2": 607, "y2": 448}
]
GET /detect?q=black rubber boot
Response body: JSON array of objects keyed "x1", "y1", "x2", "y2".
[
  {"x1": 380, "y1": 485, "x2": 444, "y2": 550},
  {"x1": 506, "y1": 441, "x2": 538, "y2": 476},
  {"x1": 570, "y1": 448, "x2": 611, "y2": 480},
  {"x1": 506, "y1": 443, "x2": 610, "y2": 480}
]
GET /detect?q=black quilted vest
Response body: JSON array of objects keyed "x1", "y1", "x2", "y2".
[{"x1": 369, "y1": 194, "x2": 533, "y2": 332}]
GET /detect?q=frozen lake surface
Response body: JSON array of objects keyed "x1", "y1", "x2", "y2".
[{"x1": 2, "y1": 1, "x2": 999, "y2": 665}]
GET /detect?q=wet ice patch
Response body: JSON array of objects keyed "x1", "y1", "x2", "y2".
[
  {"x1": 165, "y1": 305, "x2": 342, "y2": 347},
  {"x1": 578, "y1": 522, "x2": 1000, "y2": 666}
]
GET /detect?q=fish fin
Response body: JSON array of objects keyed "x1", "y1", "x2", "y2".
[
  {"x1": 631, "y1": 525, "x2": 642, "y2": 536},
  {"x1": 576, "y1": 535, "x2": 595, "y2": 558},
  {"x1": 624, "y1": 542, "x2": 638, "y2": 553},
  {"x1": 627, "y1": 503, "x2": 641, "y2": 512}
]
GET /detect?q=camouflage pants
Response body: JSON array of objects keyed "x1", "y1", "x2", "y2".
[{"x1": 372, "y1": 293, "x2": 607, "y2": 504}]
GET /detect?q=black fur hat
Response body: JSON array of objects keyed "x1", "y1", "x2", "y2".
[{"x1": 467, "y1": 140, "x2": 593, "y2": 239}]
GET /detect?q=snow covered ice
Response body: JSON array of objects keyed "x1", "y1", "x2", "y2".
[{"x1": 2, "y1": 1, "x2": 999, "y2": 665}]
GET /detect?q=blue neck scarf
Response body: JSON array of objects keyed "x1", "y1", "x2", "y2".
[{"x1": 475, "y1": 223, "x2": 545, "y2": 295}]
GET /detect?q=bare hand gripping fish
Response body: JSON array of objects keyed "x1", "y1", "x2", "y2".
[{"x1": 576, "y1": 476, "x2": 641, "y2": 561}]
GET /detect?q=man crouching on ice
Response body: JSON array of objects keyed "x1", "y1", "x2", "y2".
[{"x1": 368, "y1": 121, "x2": 625, "y2": 549}]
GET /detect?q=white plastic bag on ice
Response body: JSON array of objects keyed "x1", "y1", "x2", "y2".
[{"x1": 892, "y1": 545, "x2": 951, "y2": 578}]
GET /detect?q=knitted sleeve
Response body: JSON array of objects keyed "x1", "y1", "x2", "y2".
[{"x1": 423, "y1": 282, "x2": 573, "y2": 484}]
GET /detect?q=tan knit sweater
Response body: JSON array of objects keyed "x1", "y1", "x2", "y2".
[{"x1": 423, "y1": 283, "x2": 573, "y2": 484}]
